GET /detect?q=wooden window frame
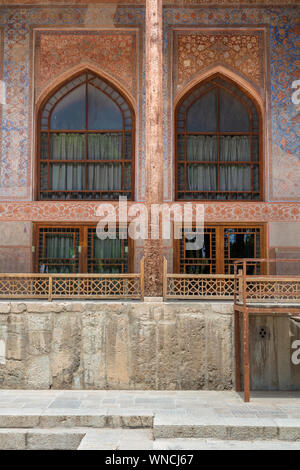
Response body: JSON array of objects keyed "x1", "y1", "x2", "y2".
[
  {"x1": 174, "y1": 223, "x2": 266, "y2": 274},
  {"x1": 37, "y1": 70, "x2": 135, "y2": 201},
  {"x1": 33, "y1": 223, "x2": 134, "y2": 274},
  {"x1": 175, "y1": 75, "x2": 263, "y2": 202}
]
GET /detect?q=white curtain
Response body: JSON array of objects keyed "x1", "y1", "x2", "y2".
[
  {"x1": 50, "y1": 133, "x2": 85, "y2": 192},
  {"x1": 179, "y1": 135, "x2": 252, "y2": 192},
  {"x1": 49, "y1": 133, "x2": 123, "y2": 194},
  {"x1": 220, "y1": 136, "x2": 251, "y2": 191},
  {"x1": 220, "y1": 136, "x2": 251, "y2": 162},
  {"x1": 185, "y1": 136, "x2": 217, "y2": 191},
  {"x1": 88, "y1": 133, "x2": 122, "y2": 160}
]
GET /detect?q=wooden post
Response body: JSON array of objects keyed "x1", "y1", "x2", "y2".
[
  {"x1": 140, "y1": 256, "x2": 145, "y2": 301},
  {"x1": 144, "y1": 0, "x2": 164, "y2": 297},
  {"x1": 234, "y1": 310, "x2": 241, "y2": 392},
  {"x1": 243, "y1": 260, "x2": 250, "y2": 402},
  {"x1": 48, "y1": 275, "x2": 53, "y2": 302},
  {"x1": 163, "y1": 257, "x2": 168, "y2": 301}
]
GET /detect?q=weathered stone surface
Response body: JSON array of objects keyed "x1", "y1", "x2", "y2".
[
  {"x1": 0, "y1": 301, "x2": 236, "y2": 390},
  {"x1": 27, "y1": 355, "x2": 51, "y2": 389},
  {"x1": 0, "y1": 430, "x2": 26, "y2": 450}
]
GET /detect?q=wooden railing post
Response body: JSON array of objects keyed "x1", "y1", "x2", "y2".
[
  {"x1": 140, "y1": 257, "x2": 145, "y2": 301},
  {"x1": 163, "y1": 257, "x2": 167, "y2": 301},
  {"x1": 242, "y1": 260, "x2": 250, "y2": 402},
  {"x1": 48, "y1": 275, "x2": 53, "y2": 302},
  {"x1": 238, "y1": 269, "x2": 243, "y2": 303}
]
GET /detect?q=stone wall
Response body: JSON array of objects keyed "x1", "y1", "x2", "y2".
[
  {"x1": 0, "y1": 301, "x2": 234, "y2": 390},
  {"x1": 0, "y1": 300, "x2": 299, "y2": 391}
]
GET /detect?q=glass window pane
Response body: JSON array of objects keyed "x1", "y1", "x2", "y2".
[
  {"x1": 252, "y1": 135, "x2": 259, "y2": 161},
  {"x1": 39, "y1": 228, "x2": 80, "y2": 274},
  {"x1": 186, "y1": 135, "x2": 217, "y2": 162},
  {"x1": 87, "y1": 133, "x2": 122, "y2": 160},
  {"x1": 186, "y1": 89, "x2": 217, "y2": 132},
  {"x1": 50, "y1": 85, "x2": 86, "y2": 130},
  {"x1": 124, "y1": 163, "x2": 131, "y2": 190},
  {"x1": 87, "y1": 163, "x2": 122, "y2": 191},
  {"x1": 50, "y1": 133, "x2": 85, "y2": 160},
  {"x1": 219, "y1": 89, "x2": 250, "y2": 132},
  {"x1": 220, "y1": 136, "x2": 250, "y2": 162},
  {"x1": 40, "y1": 163, "x2": 47, "y2": 190},
  {"x1": 187, "y1": 164, "x2": 217, "y2": 191},
  {"x1": 229, "y1": 233, "x2": 255, "y2": 259},
  {"x1": 124, "y1": 132, "x2": 132, "y2": 159},
  {"x1": 88, "y1": 84, "x2": 123, "y2": 130},
  {"x1": 177, "y1": 135, "x2": 185, "y2": 160},
  {"x1": 220, "y1": 165, "x2": 251, "y2": 191},
  {"x1": 40, "y1": 133, "x2": 48, "y2": 159},
  {"x1": 50, "y1": 164, "x2": 85, "y2": 191},
  {"x1": 177, "y1": 164, "x2": 184, "y2": 190},
  {"x1": 253, "y1": 164, "x2": 260, "y2": 192}
]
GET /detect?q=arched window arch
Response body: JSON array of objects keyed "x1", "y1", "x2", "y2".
[
  {"x1": 175, "y1": 75, "x2": 262, "y2": 201},
  {"x1": 38, "y1": 71, "x2": 134, "y2": 200}
]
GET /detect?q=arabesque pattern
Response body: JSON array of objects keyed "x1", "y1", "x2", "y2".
[
  {"x1": 0, "y1": 273, "x2": 143, "y2": 300},
  {"x1": 165, "y1": 274, "x2": 235, "y2": 299}
]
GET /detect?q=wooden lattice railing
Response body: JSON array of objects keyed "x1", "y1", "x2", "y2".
[
  {"x1": 243, "y1": 277, "x2": 300, "y2": 302},
  {"x1": 0, "y1": 258, "x2": 144, "y2": 301},
  {"x1": 163, "y1": 258, "x2": 235, "y2": 300}
]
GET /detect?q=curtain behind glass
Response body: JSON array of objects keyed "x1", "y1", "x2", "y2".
[
  {"x1": 87, "y1": 133, "x2": 123, "y2": 191},
  {"x1": 44, "y1": 235, "x2": 75, "y2": 273},
  {"x1": 220, "y1": 136, "x2": 250, "y2": 162},
  {"x1": 50, "y1": 133, "x2": 85, "y2": 194},
  {"x1": 93, "y1": 238, "x2": 123, "y2": 273},
  {"x1": 185, "y1": 136, "x2": 217, "y2": 191},
  {"x1": 180, "y1": 135, "x2": 252, "y2": 192},
  {"x1": 49, "y1": 133, "x2": 123, "y2": 193},
  {"x1": 220, "y1": 136, "x2": 251, "y2": 191},
  {"x1": 88, "y1": 133, "x2": 122, "y2": 160}
]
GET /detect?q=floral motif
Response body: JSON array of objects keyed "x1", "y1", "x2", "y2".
[
  {"x1": 176, "y1": 32, "x2": 263, "y2": 92},
  {"x1": 36, "y1": 31, "x2": 137, "y2": 96}
]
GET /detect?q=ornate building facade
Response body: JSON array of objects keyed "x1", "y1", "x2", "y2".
[{"x1": 0, "y1": 1, "x2": 299, "y2": 391}]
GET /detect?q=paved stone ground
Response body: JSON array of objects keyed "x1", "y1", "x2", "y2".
[
  {"x1": 0, "y1": 390, "x2": 299, "y2": 449},
  {"x1": 0, "y1": 389, "x2": 299, "y2": 417}
]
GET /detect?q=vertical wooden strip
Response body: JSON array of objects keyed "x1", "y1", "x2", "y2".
[
  {"x1": 163, "y1": 257, "x2": 168, "y2": 301},
  {"x1": 140, "y1": 256, "x2": 145, "y2": 300},
  {"x1": 48, "y1": 275, "x2": 53, "y2": 302},
  {"x1": 243, "y1": 260, "x2": 250, "y2": 402}
]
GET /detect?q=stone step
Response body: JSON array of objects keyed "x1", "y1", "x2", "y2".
[
  {"x1": 0, "y1": 428, "x2": 85, "y2": 450},
  {"x1": 77, "y1": 428, "x2": 153, "y2": 450},
  {"x1": 153, "y1": 415, "x2": 300, "y2": 441},
  {"x1": 153, "y1": 438, "x2": 300, "y2": 450},
  {"x1": 0, "y1": 411, "x2": 153, "y2": 429}
]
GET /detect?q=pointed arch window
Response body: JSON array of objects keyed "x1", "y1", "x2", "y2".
[
  {"x1": 175, "y1": 76, "x2": 261, "y2": 201},
  {"x1": 38, "y1": 71, "x2": 134, "y2": 200}
]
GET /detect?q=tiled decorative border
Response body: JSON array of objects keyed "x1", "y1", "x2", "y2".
[
  {"x1": 0, "y1": 201, "x2": 300, "y2": 222},
  {"x1": 0, "y1": 27, "x2": 3, "y2": 193},
  {"x1": 0, "y1": 1, "x2": 298, "y2": 5}
]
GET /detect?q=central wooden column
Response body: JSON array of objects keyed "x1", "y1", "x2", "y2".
[{"x1": 144, "y1": 0, "x2": 164, "y2": 296}]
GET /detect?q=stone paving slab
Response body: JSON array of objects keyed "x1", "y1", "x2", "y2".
[
  {"x1": 0, "y1": 390, "x2": 299, "y2": 417},
  {"x1": 153, "y1": 438, "x2": 300, "y2": 450},
  {"x1": 78, "y1": 428, "x2": 153, "y2": 450}
]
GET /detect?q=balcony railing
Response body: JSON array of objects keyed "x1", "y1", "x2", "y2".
[
  {"x1": 0, "y1": 258, "x2": 144, "y2": 301},
  {"x1": 163, "y1": 259, "x2": 234, "y2": 300}
]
